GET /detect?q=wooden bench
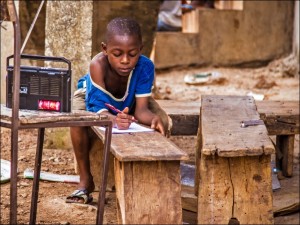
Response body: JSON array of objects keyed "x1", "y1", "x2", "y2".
[
  {"x1": 197, "y1": 95, "x2": 275, "y2": 224},
  {"x1": 91, "y1": 127, "x2": 189, "y2": 224},
  {"x1": 157, "y1": 99, "x2": 299, "y2": 177}
]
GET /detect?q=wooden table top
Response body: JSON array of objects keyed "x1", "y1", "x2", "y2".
[
  {"x1": 92, "y1": 127, "x2": 189, "y2": 162},
  {"x1": 201, "y1": 95, "x2": 275, "y2": 157},
  {"x1": 0, "y1": 104, "x2": 107, "y2": 124}
]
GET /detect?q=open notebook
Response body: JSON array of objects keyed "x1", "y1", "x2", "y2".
[{"x1": 98, "y1": 122, "x2": 154, "y2": 134}]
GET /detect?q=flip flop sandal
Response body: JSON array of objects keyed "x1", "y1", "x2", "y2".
[{"x1": 65, "y1": 189, "x2": 93, "y2": 204}]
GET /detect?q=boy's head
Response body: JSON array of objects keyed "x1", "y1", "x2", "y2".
[
  {"x1": 105, "y1": 17, "x2": 142, "y2": 45},
  {"x1": 102, "y1": 18, "x2": 144, "y2": 76}
]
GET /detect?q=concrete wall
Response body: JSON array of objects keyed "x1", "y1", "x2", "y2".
[
  {"x1": 45, "y1": 1, "x2": 93, "y2": 89},
  {"x1": 154, "y1": 1, "x2": 295, "y2": 69},
  {"x1": 92, "y1": 1, "x2": 160, "y2": 58}
]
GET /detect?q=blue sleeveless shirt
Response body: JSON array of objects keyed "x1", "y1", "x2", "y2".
[{"x1": 77, "y1": 55, "x2": 154, "y2": 114}]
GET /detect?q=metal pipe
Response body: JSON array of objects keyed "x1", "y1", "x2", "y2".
[
  {"x1": 7, "y1": 0, "x2": 21, "y2": 223},
  {"x1": 96, "y1": 122, "x2": 113, "y2": 224},
  {"x1": 29, "y1": 128, "x2": 45, "y2": 224}
]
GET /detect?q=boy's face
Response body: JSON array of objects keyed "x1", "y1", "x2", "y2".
[{"x1": 102, "y1": 34, "x2": 143, "y2": 76}]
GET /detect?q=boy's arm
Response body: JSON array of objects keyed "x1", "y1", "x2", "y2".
[{"x1": 134, "y1": 97, "x2": 165, "y2": 135}]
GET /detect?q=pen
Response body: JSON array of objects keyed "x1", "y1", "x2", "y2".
[{"x1": 105, "y1": 103, "x2": 138, "y2": 123}]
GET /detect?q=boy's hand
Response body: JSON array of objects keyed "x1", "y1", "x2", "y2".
[
  {"x1": 151, "y1": 116, "x2": 165, "y2": 136},
  {"x1": 115, "y1": 107, "x2": 135, "y2": 130}
]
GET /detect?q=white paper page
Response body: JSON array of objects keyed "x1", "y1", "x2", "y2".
[{"x1": 99, "y1": 122, "x2": 154, "y2": 134}]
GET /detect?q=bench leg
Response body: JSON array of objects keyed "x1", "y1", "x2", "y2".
[
  {"x1": 197, "y1": 154, "x2": 274, "y2": 224},
  {"x1": 276, "y1": 135, "x2": 295, "y2": 177},
  {"x1": 114, "y1": 159, "x2": 183, "y2": 224}
]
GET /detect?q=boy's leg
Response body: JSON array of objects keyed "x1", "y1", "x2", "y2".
[
  {"x1": 70, "y1": 126, "x2": 95, "y2": 194},
  {"x1": 67, "y1": 88, "x2": 95, "y2": 203},
  {"x1": 148, "y1": 97, "x2": 172, "y2": 137}
]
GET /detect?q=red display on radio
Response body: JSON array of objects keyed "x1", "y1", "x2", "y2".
[{"x1": 38, "y1": 100, "x2": 61, "y2": 111}]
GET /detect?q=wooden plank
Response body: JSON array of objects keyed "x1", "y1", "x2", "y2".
[
  {"x1": 156, "y1": 100, "x2": 299, "y2": 136},
  {"x1": 182, "y1": 209, "x2": 197, "y2": 224},
  {"x1": 198, "y1": 154, "x2": 274, "y2": 224},
  {"x1": 229, "y1": 155, "x2": 273, "y2": 224},
  {"x1": 181, "y1": 185, "x2": 197, "y2": 213},
  {"x1": 257, "y1": 101, "x2": 300, "y2": 135},
  {"x1": 157, "y1": 100, "x2": 200, "y2": 135},
  {"x1": 0, "y1": 105, "x2": 105, "y2": 124},
  {"x1": 198, "y1": 155, "x2": 233, "y2": 224},
  {"x1": 201, "y1": 95, "x2": 274, "y2": 157},
  {"x1": 114, "y1": 159, "x2": 183, "y2": 224},
  {"x1": 114, "y1": 158, "x2": 129, "y2": 223},
  {"x1": 256, "y1": 100, "x2": 300, "y2": 116},
  {"x1": 92, "y1": 127, "x2": 189, "y2": 162}
]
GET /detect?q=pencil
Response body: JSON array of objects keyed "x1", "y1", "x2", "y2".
[{"x1": 105, "y1": 103, "x2": 138, "y2": 123}]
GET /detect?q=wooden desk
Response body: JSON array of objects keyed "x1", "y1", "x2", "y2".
[
  {"x1": 197, "y1": 96, "x2": 275, "y2": 224},
  {"x1": 92, "y1": 127, "x2": 189, "y2": 224},
  {"x1": 0, "y1": 105, "x2": 112, "y2": 224},
  {"x1": 157, "y1": 99, "x2": 299, "y2": 177}
]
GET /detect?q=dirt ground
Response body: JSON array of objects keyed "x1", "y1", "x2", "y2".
[{"x1": 0, "y1": 55, "x2": 299, "y2": 224}]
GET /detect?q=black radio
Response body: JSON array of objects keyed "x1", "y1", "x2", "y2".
[{"x1": 6, "y1": 54, "x2": 72, "y2": 112}]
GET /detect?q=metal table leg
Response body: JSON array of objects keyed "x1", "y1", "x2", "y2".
[
  {"x1": 96, "y1": 125, "x2": 112, "y2": 224},
  {"x1": 29, "y1": 128, "x2": 45, "y2": 224}
]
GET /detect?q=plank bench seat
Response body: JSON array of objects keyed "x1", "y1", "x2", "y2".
[
  {"x1": 91, "y1": 127, "x2": 189, "y2": 224},
  {"x1": 157, "y1": 99, "x2": 299, "y2": 177},
  {"x1": 197, "y1": 95, "x2": 275, "y2": 224}
]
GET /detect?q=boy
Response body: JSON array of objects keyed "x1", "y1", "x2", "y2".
[{"x1": 66, "y1": 17, "x2": 170, "y2": 204}]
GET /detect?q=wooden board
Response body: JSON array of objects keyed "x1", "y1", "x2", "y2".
[
  {"x1": 201, "y1": 95, "x2": 274, "y2": 157},
  {"x1": 156, "y1": 100, "x2": 200, "y2": 135},
  {"x1": 93, "y1": 128, "x2": 189, "y2": 162},
  {"x1": 114, "y1": 159, "x2": 183, "y2": 224},
  {"x1": 257, "y1": 101, "x2": 300, "y2": 135},
  {"x1": 156, "y1": 100, "x2": 299, "y2": 136},
  {"x1": 0, "y1": 105, "x2": 106, "y2": 124},
  {"x1": 198, "y1": 154, "x2": 274, "y2": 224}
]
